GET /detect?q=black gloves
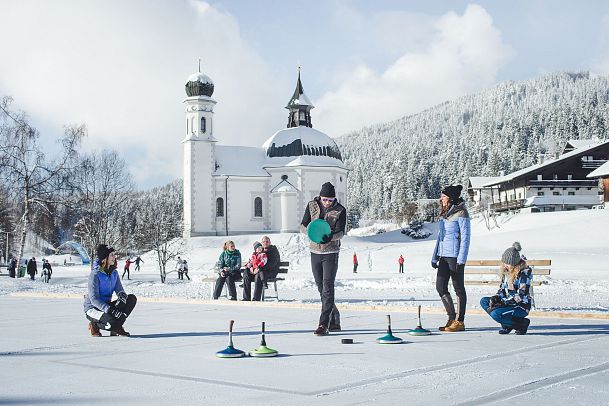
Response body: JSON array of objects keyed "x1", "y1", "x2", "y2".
[
  {"x1": 117, "y1": 291, "x2": 128, "y2": 305},
  {"x1": 487, "y1": 295, "x2": 503, "y2": 312},
  {"x1": 320, "y1": 234, "x2": 332, "y2": 244},
  {"x1": 109, "y1": 307, "x2": 124, "y2": 319},
  {"x1": 431, "y1": 261, "x2": 438, "y2": 269}
]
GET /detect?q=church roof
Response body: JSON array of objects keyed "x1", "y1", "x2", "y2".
[
  {"x1": 262, "y1": 126, "x2": 343, "y2": 161},
  {"x1": 286, "y1": 72, "x2": 314, "y2": 109},
  {"x1": 213, "y1": 146, "x2": 269, "y2": 177},
  {"x1": 185, "y1": 71, "x2": 214, "y2": 97}
]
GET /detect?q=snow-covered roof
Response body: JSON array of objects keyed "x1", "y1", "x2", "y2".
[
  {"x1": 262, "y1": 126, "x2": 343, "y2": 161},
  {"x1": 286, "y1": 73, "x2": 314, "y2": 108},
  {"x1": 483, "y1": 139, "x2": 609, "y2": 187},
  {"x1": 587, "y1": 160, "x2": 609, "y2": 178},
  {"x1": 262, "y1": 126, "x2": 331, "y2": 150},
  {"x1": 187, "y1": 72, "x2": 213, "y2": 85},
  {"x1": 270, "y1": 179, "x2": 299, "y2": 193},
  {"x1": 266, "y1": 155, "x2": 348, "y2": 169},
  {"x1": 564, "y1": 139, "x2": 597, "y2": 152},
  {"x1": 213, "y1": 146, "x2": 270, "y2": 177},
  {"x1": 468, "y1": 176, "x2": 501, "y2": 189}
]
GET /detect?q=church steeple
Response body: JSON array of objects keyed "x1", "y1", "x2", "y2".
[{"x1": 286, "y1": 69, "x2": 314, "y2": 128}]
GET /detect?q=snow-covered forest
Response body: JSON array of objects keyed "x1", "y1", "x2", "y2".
[
  {"x1": 338, "y1": 71, "x2": 609, "y2": 220},
  {"x1": 0, "y1": 96, "x2": 182, "y2": 263}
]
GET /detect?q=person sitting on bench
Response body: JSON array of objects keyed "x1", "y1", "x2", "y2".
[
  {"x1": 480, "y1": 242, "x2": 533, "y2": 335},
  {"x1": 213, "y1": 241, "x2": 242, "y2": 300},
  {"x1": 243, "y1": 236, "x2": 280, "y2": 301}
]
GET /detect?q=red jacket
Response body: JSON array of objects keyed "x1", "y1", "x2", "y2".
[
  {"x1": 246, "y1": 252, "x2": 268, "y2": 270},
  {"x1": 398, "y1": 256, "x2": 404, "y2": 264},
  {"x1": 353, "y1": 254, "x2": 358, "y2": 265}
]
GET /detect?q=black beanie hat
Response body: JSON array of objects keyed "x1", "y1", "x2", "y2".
[
  {"x1": 441, "y1": 184, "x2": 463, "y2": 201},
  {"x1": 96, "y1": 244, "x2": 115, "y2": 261},
  {"x1": 320, "y1": 182, "x2": 336, "y2": 198},
  {"x1": 253, "y1": 241, "x2": 262, "y2": 251}
]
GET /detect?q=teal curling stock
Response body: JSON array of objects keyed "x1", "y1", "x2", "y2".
[
  {"x1": 377, "y1": 314, "x2": 404, "y2": 344},
  {"x1": 408, "y1": 305, "x2": 432, "y2": 336},
  {"x1": 216, "y1": 320, "x2": 246, "y2": 358},
  {"x1": 307, "y1": 219, "x2": 331, "y2": 244}
]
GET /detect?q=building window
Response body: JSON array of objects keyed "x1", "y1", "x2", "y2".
[
  {"x1": 537, "y1": 192, "x2": 544, "y2": 196},
  {"x1": 518, "y1": 193, "x2": 522, "y2": 199},
  {"x1": 201, "y1": 117, "x2": 206, "y2": 133},
  {"x1": 568, "y1": 192, "x2": 575, "y2": 196},
  {"x1": 254, "y1": 197, "x2": 263, "y2": 217},
  {"x1": 216, "y1": 197, "x2": 224, "y2": 217},
  {"x1": 186, "y1": 118, "x2": 189, "y2": 133},
  {"x1": 568, "y1": 174, "x2": 573, "y2": 180},
  {"x1": 537, "y1": 174, "x2": 542, "y2": 180},
  {"x1": 553, "y1": 174, "x2": 558, "y2": 180},
  {"x1": 563, "y1": 187, "x2": 567, "y2": 190},
  {"x1": 553, "y1": 192, "x2": 560, "y2": 196}
]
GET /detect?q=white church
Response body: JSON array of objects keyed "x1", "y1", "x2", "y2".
[{"x1": 182, "y1": 68, "x2": 349, "y2": 237}]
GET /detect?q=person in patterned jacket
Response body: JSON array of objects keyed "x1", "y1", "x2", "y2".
[
  {"x1": 300, "y1": 182, "x2": 346, "y2": 336},
  {"x1": 480, "y1": 242, "x2": 533, "y2": 335}
]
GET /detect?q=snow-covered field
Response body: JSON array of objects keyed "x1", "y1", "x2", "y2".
[{"x1": 2, "y1": 210, "x2": 608, "y2": 314}]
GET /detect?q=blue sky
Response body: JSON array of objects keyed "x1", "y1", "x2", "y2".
[{"x1": 1, "y1": 1, "x2": 609, "y2": 188}]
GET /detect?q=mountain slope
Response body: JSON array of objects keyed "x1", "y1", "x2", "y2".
[{"x1": 336, "y1": 71, "x2": 609, "y2": 220}]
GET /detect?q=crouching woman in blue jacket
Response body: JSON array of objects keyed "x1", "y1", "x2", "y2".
[
  {"x1": 480, "y1": 242, "x2": 532, "y2": 335},
  {"x1": 431, "y1": 185, "x2": 471, "y2": 332},
  {"x1": 83, "y1": 244, "x2": 137, "y2": 337}
]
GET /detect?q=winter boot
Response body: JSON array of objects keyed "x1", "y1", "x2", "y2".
[
  {"x1": 88, "y1": 322, "x2": 102, "y2": 337},
  {"x1": 439, "y1": 319, "x2": 455, "y2": 331},
  {"x1": 439, "y1": 293, "x2": 457, "y2": 330},
  {"x1": 314, "y1": 325, "x2": 329, "y2": 336},
  {"x1": 498, "y1": 324, "x2": 513, "y2": 335},
  {"x1": 110, "y1": 324, "x2": 130, "y2": 337},
  {"x1": 444, "y1": 320, "x2": 465, "y2": 332},
  {"x1": 513, "y1": 317, "x2": 530, "y2": 335}
]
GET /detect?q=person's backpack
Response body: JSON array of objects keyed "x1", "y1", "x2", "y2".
[{"x1": 183, "y1": 260, "x2": 188, "y2": 272}]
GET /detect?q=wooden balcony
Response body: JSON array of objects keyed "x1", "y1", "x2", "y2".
[{"x1": 489, "y1": 199, "x2": 526, "y2": 212}]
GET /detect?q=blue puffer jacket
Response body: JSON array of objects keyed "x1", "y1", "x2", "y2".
[
  {"x1": 83, "y1": 260, "x2": 125, "y2": 313},
  {"x1": 432, "y1": 202, "x2": 471, "y2": 265}
]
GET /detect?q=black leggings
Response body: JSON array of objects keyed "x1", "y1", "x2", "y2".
[
  {"x1": 86, "y1": 294, "x2": 137, "y2": 330},
  {"x1": 435, "y1": 257, "x2": 467, "y2": 322}
]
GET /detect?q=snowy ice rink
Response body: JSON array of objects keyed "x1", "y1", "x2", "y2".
[{"x1": 2, "y1": 296, "x2": 609, "y2": 405}]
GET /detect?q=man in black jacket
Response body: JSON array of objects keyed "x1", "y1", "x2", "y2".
[
  {"x1": 27, "y1": 257, "x2": 37, "y2": 280},
  {"x1": 300, "y1": 182, "x2": 346, "y2": 336},
  {"x1": 242, "y1": 236, "x2": 280, "y2": 301}
]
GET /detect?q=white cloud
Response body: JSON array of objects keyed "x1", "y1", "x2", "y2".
[
  {"x1": 0, "y1": 0, "x2": 287, "y2": 186},
  {"x1": 315, "y1": 4, "x2": 513, "y2": 136}
]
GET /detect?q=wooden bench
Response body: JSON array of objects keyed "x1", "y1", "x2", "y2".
[
  {"x1": 464, "y1": 259, "x2": 551, "y2": 309},
  {"x1": 261, "y1": 261, "x2": 289, "y2": 301},
  {"x1": 203, "y1": 261, "x2": 289, "y2": 301}
]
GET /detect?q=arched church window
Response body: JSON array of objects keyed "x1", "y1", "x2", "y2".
[
  {"x1": 216, "y1": 197, "x2": 224, "y2": 217},
  {"x1": 254, "y1": 197, "x2": 263, "y2": 218},
  {"x1": 191, "y1": 117, "x2": 195, "y2": 134},
  {"x1": 299, "y1": 111, "x2": 305, "y2": 121},
  {"x1": 186, "y1": 118, "x2": 189, "y2": 133},
  {"x1": 201, "y1": 117, "x2": 206, "y2": 133}
]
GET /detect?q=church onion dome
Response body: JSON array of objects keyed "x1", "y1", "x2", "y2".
[
  {"x1": 185, "y1": 72, "x2": 214, "y2": 97},
  {"x1": 263, "y1": 126, "x2": 343, "y2": 162}
]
